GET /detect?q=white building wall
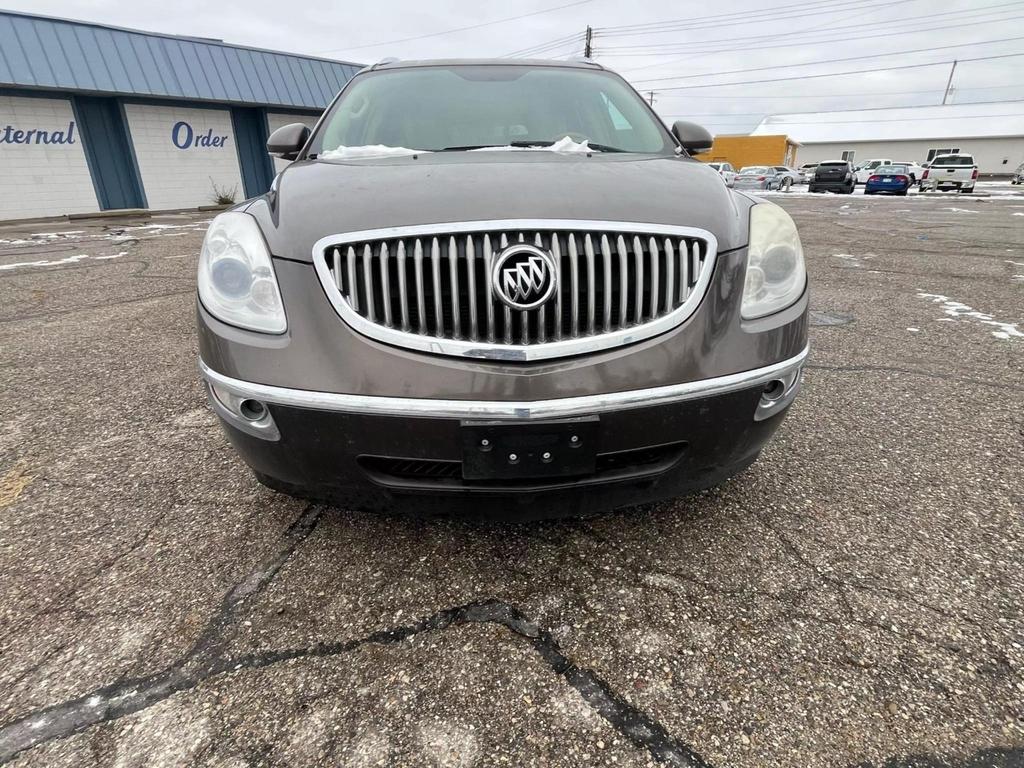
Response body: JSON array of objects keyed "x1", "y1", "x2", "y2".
[
  {"x1": 267, "y1": 111, "x2": 321, "y2": 173},
  {"x1": 0, "y1": 95, "x2": 99, "y2": 221},
  {"x1": 795, "y1": 137, "x2": 1024, "y2": 174},
  {"x1": 124, "y1": 104, "x2": 245, "y2": 210}
]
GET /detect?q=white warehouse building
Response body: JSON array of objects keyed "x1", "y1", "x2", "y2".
[{"x1": 751, "y1": 102, "x2": 1024, "y2": 174}]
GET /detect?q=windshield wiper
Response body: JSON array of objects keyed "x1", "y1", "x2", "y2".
[
  {"x1": 436, "y1": 144, "x2": 502, "y2": 151},
  {"x1": 437, "y1": 140, "x2": 627, "y2": 153}
]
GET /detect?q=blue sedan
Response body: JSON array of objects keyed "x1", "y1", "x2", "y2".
[{"x1": 865, "y1": 165, "x2": 913, "y2": 196}]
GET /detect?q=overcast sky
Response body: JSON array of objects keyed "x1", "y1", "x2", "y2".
[{"x1": 6, "y1": 0, "x2": 1024, "y2": 133}]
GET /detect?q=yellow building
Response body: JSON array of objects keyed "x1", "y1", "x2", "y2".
[{"x1": 694, "y1": 134, "x2": 800, "y2": 169}]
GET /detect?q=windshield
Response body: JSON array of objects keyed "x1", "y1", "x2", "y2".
[
  {"x1": 739, "y1": 166, "x2": 771, "y2": 174},
  {"x1": 309, "y1": 65, "x2": 674, "y2": 155}
]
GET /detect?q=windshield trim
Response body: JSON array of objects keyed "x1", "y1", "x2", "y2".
[{"x1": 302, "y1": 64, "x2": 681, "y2": 160}]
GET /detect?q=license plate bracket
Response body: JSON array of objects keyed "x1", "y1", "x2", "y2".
[{"x1": 460, "y1": 417, "x2": 599, "y2": 480}]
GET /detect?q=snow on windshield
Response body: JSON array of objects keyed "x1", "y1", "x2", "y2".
[{"x1": 319, "y1": 136, "x2": 599, "y2": 160}]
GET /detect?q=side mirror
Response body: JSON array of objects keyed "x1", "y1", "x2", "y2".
[
  {"x1": 267, "y1": 123, "x2": 311, "y2": 160},
  {"x1": 671, "y1": 120, "x2": 713, "y2": 154}
]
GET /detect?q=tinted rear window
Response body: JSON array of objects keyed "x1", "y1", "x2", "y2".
[
  {"x1": 819, "y1": 163, "x2": 848, "y2": 168},
  {"x1": 931, "y1": 155, "x2": 974, "y2": 166}
]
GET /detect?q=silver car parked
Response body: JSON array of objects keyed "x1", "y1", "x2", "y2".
[{"x1": 733, "y1": 166, "x2": 783, "y2": 191}]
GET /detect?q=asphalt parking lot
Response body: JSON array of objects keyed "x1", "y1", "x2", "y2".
[{"x1": 1, "y1": 186, "x2": 1022, "y2": 767}]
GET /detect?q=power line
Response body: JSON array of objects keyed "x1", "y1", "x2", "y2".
[
  {"x1": 596, "y1": 0, "x2": 914, "y2": 38},
  {"x1": 503, "y1": 35, "x2": 585, "y2": 58},
  {"x1": 651, "y1": 83, "x2": 1019, "y2": 99},
  {"x1": 651, "y1": 83, "x2": 1024, "y2": 100},
  {"x1": 621, "y1": 0, "x2": 927, "y2": 73},
  {"x1": 631, "y1": 35, "x2": 1024, "y2": 85},
  {"x1": 594, "y1": 0, "x2": 893, "y2": 36},
  {"x1": 315, "y1": 0, "x2": 591, "y2": 54},
  {"x1": 502, "y1": 31, "x2": 584, "y2": 57},
  {"x1": 602, "y1": 3, "x2": 1024, "y2": 58},
  {"x1": 649, "y1": 53, "x2": 1024, "y2": 92}
]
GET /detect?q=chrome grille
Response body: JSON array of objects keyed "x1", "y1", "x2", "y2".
[{"x1": 313, "y1": 220, "x2": 717, "y2": 361}]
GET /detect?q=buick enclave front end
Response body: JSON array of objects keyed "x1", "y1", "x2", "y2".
[{"x1": 196, "y1": 59, "x2": 808, "y2": 518}]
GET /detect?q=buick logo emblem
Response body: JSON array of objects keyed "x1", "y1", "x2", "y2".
[{"x1": 491, "y1": 244, "x2": 558, "y2": 311}]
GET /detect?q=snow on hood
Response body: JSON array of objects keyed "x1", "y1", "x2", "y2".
[
  {"x1": 319, "y1": 136, "x2": 598, "y2": 160},
  {"x1": 320, "y1": 145, "x2": 430, "y2": 160},
  {"x1": 470, "y1": 136, "x2": 598, "y2": 153}
]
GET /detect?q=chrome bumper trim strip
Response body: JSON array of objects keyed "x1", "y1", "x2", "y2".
[{"x1": 199, "y1": 346, "x2": 807, "y2": 422}]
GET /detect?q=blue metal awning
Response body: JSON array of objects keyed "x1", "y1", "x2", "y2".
[{"x1": 0, "y1": 10, "x2": 362, "y2": 109}]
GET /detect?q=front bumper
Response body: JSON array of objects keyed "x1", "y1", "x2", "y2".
[{"x1": 200, "y1": 347, "x2": 807, "y2": 517}]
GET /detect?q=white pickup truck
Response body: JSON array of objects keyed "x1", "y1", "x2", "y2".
[
  {"x1": 854, "y1": 158, "x2": 892, "y2": 184},
  {"x1": 920, "y1": 154, "x2": 978, "y2": 193}
]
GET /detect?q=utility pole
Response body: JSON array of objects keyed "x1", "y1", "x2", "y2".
[
  {"x1": 942, "y1": 59, "x2": 958, "y2": 105},
  {"x1": 584, "y1": 25, "x2": 593, "y2": 58}
]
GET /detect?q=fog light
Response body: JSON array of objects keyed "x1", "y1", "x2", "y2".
[
  {"x1": 239, "y1": 399, "x2": 268, "y2": 421},
  {"x1": 762, "y1": 380, "x2": 786, "y2": 401}
]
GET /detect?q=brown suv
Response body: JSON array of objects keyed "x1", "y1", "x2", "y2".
[{"x1": 196, "y1": 59, "x2": 809, "y2": 517}]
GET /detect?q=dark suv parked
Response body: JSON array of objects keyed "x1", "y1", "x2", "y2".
[
  {"x1": 197, "y1": 59, "x2": 809, "y2": 517},
  {"x1": 808, "y1": 161, "x2": 855, "y2": 194}
]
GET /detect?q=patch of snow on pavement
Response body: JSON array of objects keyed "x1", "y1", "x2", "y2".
[
  {"x1": 0, "y1": 254, "x2": 91, "y2": 270},
  {"x1": 943, "y1": 207, "x2": 979, "y2": 213},
  {"x1": 917, "y1": 292, "x2": 1023, "y2": 341},
  {"x1": 0, "y1": 252, "x2": 126, "y2": 270}
]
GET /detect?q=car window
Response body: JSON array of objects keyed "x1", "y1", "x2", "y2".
[
  {"x1": 740, "y1": 166, "x2": 771, "y2": 174},
  {"x1": 312, "y1": 65, "x2": 674, "y2": 155},
  {"x1": 819, "y1": 162, "x2": 848, "y2": 168},
  {"x1": 931, "y1": 155, "x2": 974, "y2": 166},
  {"x1": 879, "y1": 165, "x2": 909, "y2": 174}
]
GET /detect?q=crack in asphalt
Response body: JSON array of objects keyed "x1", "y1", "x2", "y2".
[
  {"x1": 2, "y1": 503, "x2": 1018, "y2": 768},
  {"x1": 0, "y1": 505, "x2": 711, "y2": 768}
]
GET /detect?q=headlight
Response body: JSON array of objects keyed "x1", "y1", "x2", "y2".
[
  {"x1": 741, "y1": 202, "x2": 806, "y2": 319},
  {"x1": 198, "y1": 212, "x2": 286, "y2": 333}
]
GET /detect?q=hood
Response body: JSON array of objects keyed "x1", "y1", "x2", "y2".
[{"x1": 246, "y1": 153, "x2": 753, "y2": 261}]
